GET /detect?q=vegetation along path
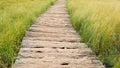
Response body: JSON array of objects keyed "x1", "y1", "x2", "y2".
[{"x1": 14, "y1": 0, "x2": 105, "y2": 68}]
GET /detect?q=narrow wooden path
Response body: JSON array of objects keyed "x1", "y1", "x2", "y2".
[{"x1": 14, "y1": 0, "x2": 105, "y2": 68}]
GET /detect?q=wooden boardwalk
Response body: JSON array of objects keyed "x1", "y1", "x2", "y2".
[{"x1": 14, "y1": 0, "x2": 105, "y2": 68}]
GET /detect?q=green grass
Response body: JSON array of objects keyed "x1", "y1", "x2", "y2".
[
  {"x1": 67, "y1": 0, "x2": 120, "y2": 68},
  {"x1": 0, "y1": 0, "x2": 56, "y2": 67}
]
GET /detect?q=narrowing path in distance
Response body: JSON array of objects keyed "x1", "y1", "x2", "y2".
[{"x1": 14, "y1": 0, "x2": 105, "y2": 68}]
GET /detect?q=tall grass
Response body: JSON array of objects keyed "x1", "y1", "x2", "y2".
[
  {"x1": 0, "y1": 0, "x2": 56, "y2": 67},
  {"x1": 67, "y1": 0, "x2": 120, "y2": 68}
]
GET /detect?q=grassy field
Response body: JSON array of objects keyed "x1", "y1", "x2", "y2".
[
  {"x1": 0, "y1": 0, "x2": 56, "y2": 67},
  {"x1": 67, "y1": 0, "x2": 120, "y2": 68}
]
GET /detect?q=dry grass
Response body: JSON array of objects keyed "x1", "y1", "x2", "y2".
[
  {"x1": 67, "y1": 0, "x2": 120, "y2": 68},
  {"x1": 0, "y1": 0, "x2": 56, "y2": 67}
]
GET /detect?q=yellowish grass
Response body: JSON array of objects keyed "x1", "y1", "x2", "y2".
[
  {"x1": 0, "y1": 0, "x2": 56, "y2": 67},
  {"x1": 67, "y1": 0, "x2": 120, "y2": 68}
]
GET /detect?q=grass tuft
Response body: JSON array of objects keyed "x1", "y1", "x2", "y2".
[
  {"x1": 0, "y1": 0, "x2": 56, "y2": 67},
  {"x1": 67, "y1": 0, "x2": 120, "y2": 68}
]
